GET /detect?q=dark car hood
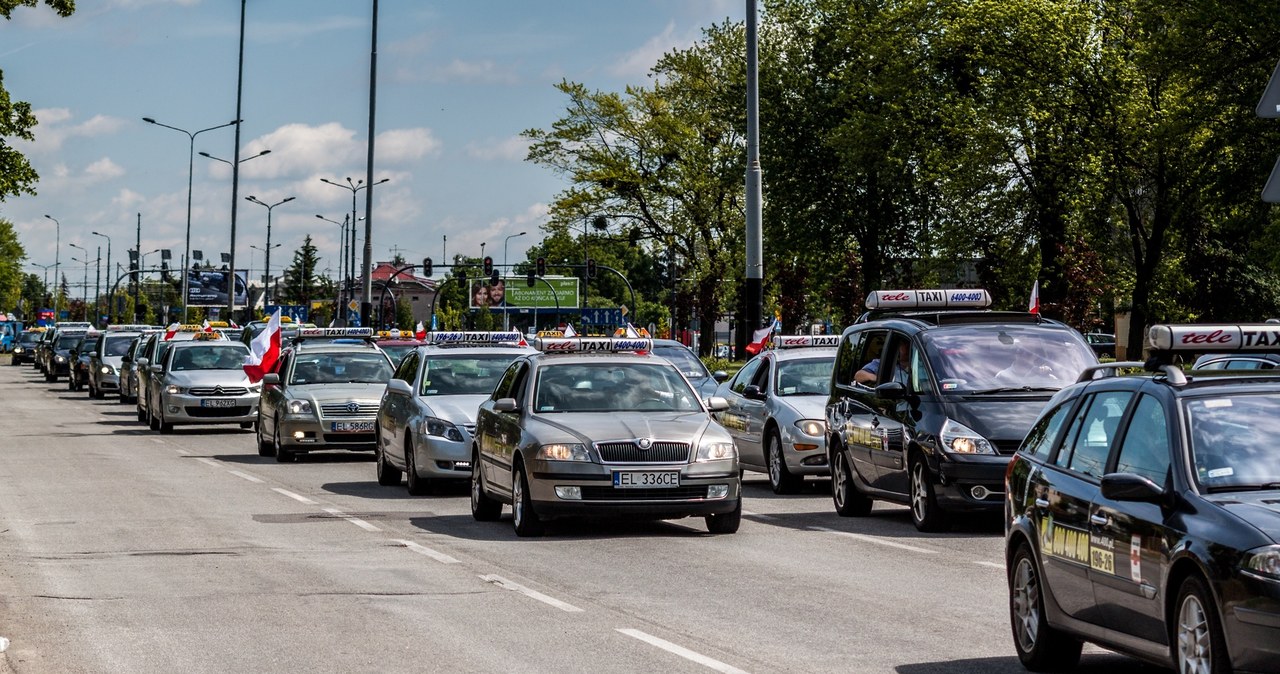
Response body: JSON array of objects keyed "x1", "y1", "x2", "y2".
[
  {"x1": 1207, "y1": 492, "x2": 1280, "y2": 543},
  {"x1": 940, "y1": 396, "x2": 1055, "y2": 444}
]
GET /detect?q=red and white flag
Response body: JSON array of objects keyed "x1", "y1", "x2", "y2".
[
  {"x1": 243, "y1": 308, "x2": 282, "y2": 384},
  {"x1": 414, "y1": 321, "x2": 426, "y2": 340},
  {"x1": 163, "y1": 322, "x2": 180, "y2": 340},
  {"x1": 201, "y1": 319, "x2": 213, "y2": 333},
  {"x1": 1028, "y1": 280, "x2": 1040, "y2": 316},
  {"x1": 563, "y1": 324, "x2": 577, "y2": 338}
]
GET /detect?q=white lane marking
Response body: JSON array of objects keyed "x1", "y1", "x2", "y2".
[
  {"x1": 149, "y1": 438, "x2": 165, "y2": 445},
  {"x1": 195, "y1": 458, "x2": 220, "y2": 468},
  {"x1": 809, "y1": 526, "x2": 939, "y2": 554},
  {"x1": 0, "y1": 635, "x2": 8, "y2": 652},
  {"x1": 479, "y1": 575, "x2": 583, "y2": 613},
  {"x1": 322, "y1": 507, "x2": 381, "y2": 532},
  {"x1": 973, "y1": 561, "x2": 1005, "y2": 570},
  {"x1": 272, "y1": 488, "x2": 317, "y2": 505},
  {"x1": 741, "y1": 510, "x2": 773, "y2": 520},
  {"x1": 395, "y1": 539, "x2": 460, "y2": 565},
  {"x1": 173, "y1": 449, "x2": 189, "y2": 455},
  {"x1": 616, "y1": 629, "x2": 748, "y2": 674},
  {"x1": 227, "y1": 470, "x2": 263, "y2": 483}
]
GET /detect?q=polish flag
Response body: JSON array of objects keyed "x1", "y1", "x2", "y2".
[
  {"x1": 1028, "y1": 280, "x2": 1040, "y2": 316},
  {"x1": 414, "y1": 321, "x2": 426, "y2": 340},
  {"x1": 163, "y1": 322, "x2": 180, "y2": 340},
  {"x1": 744, "y1": 326, "x2": 773, "y2": 356},
  {"x1": 563, "y1": 324, "x2": 577, "y2": 338},
  {"x1": 201, "y1": 319, "x2": 213, "y2": 333},
  {"x1": 243, "y1": 308, "x2": 282, "y2": 384}
]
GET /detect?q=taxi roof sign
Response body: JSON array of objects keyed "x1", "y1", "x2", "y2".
[
  {"x1": 774, "y1": 335, "x2": 840, "y2": 349},
  {"x1": 296, "y1": 327, "x2": 375, "y2": 340},
  {"x1": 864, "y1": 289, "x2": 992, "y2": 310},
  {"x1": 426, "y1": 331, "x2": 524, "y2": 344},
  {"x1": 535, "y1": 337, "x2": 652, "y2": 353},
  {"x1": 1148, "y1": 324, "x2": 1280, "y2": 352},
  {"x1": 107, "y1": 324, "x2": 154, "y2": 332}
]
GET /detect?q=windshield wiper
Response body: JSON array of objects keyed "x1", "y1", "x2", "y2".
[
  {"x1": 967, "y1": 386, "x2": 1061, "y2": 395},
  {"x1": 1205, "y1": 482, "x2": 1280, "y2": 493}
]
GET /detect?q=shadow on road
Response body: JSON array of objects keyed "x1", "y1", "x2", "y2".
[
  {"x1": 895, "y1": 653, "x2": 1165, "y2": 673},
  {"x1": 409, "y1": 512, "x2": 714, "y2": 542}
]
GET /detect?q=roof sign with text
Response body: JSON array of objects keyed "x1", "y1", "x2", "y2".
[
  {"x1": 1148, "y1": 324, "x2": 1280, "y2": 352},
  {"x1": 864, "y1": 289, "x2": 992, "y2": 310}
]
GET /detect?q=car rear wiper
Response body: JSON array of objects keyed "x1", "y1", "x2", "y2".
[
  {"x1": 967, "y1": 386, "x2": 1061, "y2": 395},
  {"x1": 1205, "y1": 482, "x2": 1280, "y2": 493}
]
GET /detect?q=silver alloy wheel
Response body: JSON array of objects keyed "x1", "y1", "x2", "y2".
[
  {"x1": 513, "y1": 471, "x2": 525, "y2": 529},
  {"x1": 768, "y1": 436, "x2": 783, "y2": 486},
  {"x1": 832, "y1": 453, "x2": 848, "y2": 509},
  {"x1": 911, "y1": 462, "x2": 928, "y2": 522},
  {"x1": 471, "y1": 462, "x2": 482, "y2": 510},
  {"x1": 1177, "y1": 592, "x2": 1212, "y2": 674},
  {"x1": 1012, "y1": 556, "x2": 1040, "y2": 653}
]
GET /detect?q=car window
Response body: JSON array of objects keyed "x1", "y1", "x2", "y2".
[
  {"x1": 1021, "y1": 400, "x2": 1075, "y2": 461},
  {"x1": 1113, "y1": 394, "x2": 1170, "y2": 484},
  {"x1": 853, "y1": 330, "x2": 888, "y2": 383},
  {"x1": 533, "y1": 362, "x2": 700, "y2": 413},
  {"x1": 1058, "y1": 391, "x2": 1133, "y2": 478},
  {"x1": 420, "y1": 354, "x2": 515, "y2": 396},
  {"x1": 751, "y1": 357, "x2": 772, "y2": 390},
  {"x1": 776, "y1": 357, "x2": 834, "y2": 395},
  {"x1": 491, "y1": 360, "x2": 523, "y2": 400},
  {"x1": 288, "y1": 352, "x2": 393, "y2": 384},
  {"x1": 652, "y1": 344, "x2": 709, "y2": 379},
  {"x1": 392, "y1": 351, "x2": 419, "y2": 383},
  {"x1": 104, "y1": 336, "x2": 134, "y2": 357},
  {"x1": 729, "y1": 357, "x2": 762, "y2": 395},
  {"x1": 834, "y1": 333, "x2": 859, "y2": 387},
  {"x1": 1186, "y1": 394, "x2": 1280, "y2": 491},
  {"x1": 170, "y1": 345, "x2": 250, "y2": 371},
  {"x1": 922, "y1": 325, "x2": 1096, "y2": 393}
]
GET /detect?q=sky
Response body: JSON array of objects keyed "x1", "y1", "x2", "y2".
[{"x1": 1, "y1": 0, "x2": 745, "y2": 293}]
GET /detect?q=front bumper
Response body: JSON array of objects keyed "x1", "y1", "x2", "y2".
[
  {"x1": 931, "y1": 452, "x2": 1010, "y2": 512},
  {"x1": 526, "y1": 458, "x2": 741, "y2": 520},
  {"x1": 1226, "y1": 576, "x2": 1280, "y2": 673},
  {"x1": 781, "y1": 428, "x2": 830, "y2": 476},
  {"x1": 11, "y1": 349, "x2": 34, "y2": 363},
  {"x1": 95, "y1": 372, "x2": 121, "y2": 391},
  {"x1": 158, "y1": 392, "x2": 258, "y2": 425},
  {"x1": 411, "y1": 431, "x2": 474, "y2": 478},
  {"x1": 278, "y1": 416, "x2": 378, "y2": 451}
]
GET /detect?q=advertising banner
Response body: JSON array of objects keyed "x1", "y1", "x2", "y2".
[
  {"x1": 469, "y1": 276, "x2": 579, "y2": 310},
  {"x1": 186, "y1": 269, "x2": 249, "y2": 307}
]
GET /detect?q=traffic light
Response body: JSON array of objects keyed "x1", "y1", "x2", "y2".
[
  {"x1": 483, "y1": 256, "x2": 494, "y2": 276},
  {"x1": 490, "y1": 269, "x2": 500, "y2": 286},
  {"x1": 455, "y1": 266, "x2": 467, "y2": 281},
  {"x1": 422, "y1": 257, "x2": 433, "y2": 277},
  {"x1": 536, "y1": 257, "x2": 546, "y2": 277},
  {"x1": 526, "y1": 267, "x2": 536, "y2": 287},
  {"x1": 160, "y1": 261, "x2": 170, "y2": 282},
  {"x1": 586, "y1": 259, "x2": 597, "y2": 279}
]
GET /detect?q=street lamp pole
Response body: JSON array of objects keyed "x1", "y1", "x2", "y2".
[
  {"x1": 321, "y1": 176, "x2": 387, "y2": 325},
  {"x1": 141, "y1": 116, "x2": 238, "y2": 322},
  {"x1": 92, "y1": 231, "x2": 111, "y2": 323},
  {"x1": 503, "y1": 231, "x2": 526, "y2": 330},
  {"x1": 43, "y1": 215, "x2": 60, "y2": 319},
  {"x1": 198, "y1": 149, "x2": 270, "y2": 167},
  {"x1": 316, "y1": 214, "x2": 348, "y2": 309},
  {"x1": 245, "y1": 196, "x2": 295, "y2": 306},
  {"x1": 68, "y1": 243, "x2": 86, "y2": 305}
]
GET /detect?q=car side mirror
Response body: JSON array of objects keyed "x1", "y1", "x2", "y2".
[
  {"x1": 89, "y1": 351, "x2": 98, "y2": 358},
  {"x1": 137, "y1": 358, "x2": 149, "y2": 367},
  {"x1": 874, "y1": 381, "x2": 907, "y2": 399},
  {"x1": 705, "y1": 396, "x2": 729, "y2": 412},
  {"x1": 149, "y1": 364, "x2": 163, "y2": 374},
  {"x1": 1100, "y1": 472, "x2": 1165, "y2": 503},
  {"x1": 494, "y1": 398, "x2": 519, "y2": 413},
  {"x1": 742, "y1": 384, "x2": 766, "y2": 401},
  {"x1": 261, "y1": 373, "x2": 281, "y2": 387},
  {"x1": 712, "y1": 370, "x2": 729, "y2": 383},
  {"x1": 386, "y1": 379, "x2": 412, "y2": 397}
]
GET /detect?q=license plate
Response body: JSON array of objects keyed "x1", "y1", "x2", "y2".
[
  {"x1": 613, "y1": 471, "x2": 680, "y2": 488},
  {"x1": 200, "y1": 399, "x2": 237, "y2": 408},
  {"x1": 330, "y1": 421, "x2": 374, "y2": 433}
]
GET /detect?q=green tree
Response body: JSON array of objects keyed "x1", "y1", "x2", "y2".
[
  {"x1": 1, "y1": 1, "x2": 74, "y2": 201},
  {"x1": 0, "y1": 218, "x2": 25, "y2": 310},
  {"x1": 278, "y1": 235, "x2": 321, "y2": 307}
]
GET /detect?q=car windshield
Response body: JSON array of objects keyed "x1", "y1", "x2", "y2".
[
  {"x1": 420, "y1": 354, "x2": 515, "y2": 396},
  {"x1": 288, "y1": 352, "x2": 392, "y2": 385},
  {"x1": 170, "y1": 345, "x2": 250, "y2": 371},
  {"x1": 20, "y1": 332, "x2": 42, "y2": 344},
  {"x1": 380, "y1": 344, "x2": 417, "y2": 366},
  {"x1": 1186, "y1": 394, "x2": 1280, "y2": 492},
  {"x1": 923, "y1": 325, "x2": 1096, "y2": 393},
  {"x1": 104, "y1": 336, "x2": 134, "y2": 357},
  {"x1": 56, "y1": 334, "x2": 85, "y2": 349},
  {"x1": 775, "y1": 357, "x2": 834, "y2": 396},
  {"x1": 652, "y1": 344, "x2": 709, "y2": 379},
  {"x1": 534, "y1": 362, "x2": 702, "y2": 413}
]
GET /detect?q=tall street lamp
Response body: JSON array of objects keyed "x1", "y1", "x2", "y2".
[
  {"x1": 198, "y1": 149, "x2": 270, "y2": 167},
  {"x1": 68, "y1": 243, "x2": 87, "y2": 305},
  {"x1": 245, "y1": 195, "x2": 295, "y2": 306},
  {"x1": 316, "y1": 214, "x2": 348, "y2": 309},
  {"x1": 502, "y1": 231, "x2": 526, "y2": 330},
  {"x1": 250, "y1": 243, "x2": 283, "y2": 305},
  {"x1": 142, "y1": 116, "x2": 239, "y2": 321},
  {"x1": 91, "y1": 231, "x2": 111, "y2": 323},
  {"x1": 43, "y1": 215, "x2": 61, "y2": 319},
  {"x1": 320, "y1": 176, "x2": 388, "y2": 323}
]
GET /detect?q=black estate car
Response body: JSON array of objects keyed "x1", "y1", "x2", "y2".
[
  {"x1": 1005, "y1": 323, "x2": 1280, "y2": 673},
  {"x1": 826, "y1": 289, "x2": 1097, "y2": 531}
]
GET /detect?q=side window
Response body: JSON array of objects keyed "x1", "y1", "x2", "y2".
[
  {"x1": 393, "y1": 352, "x2": 418, "y2": 383},
  {"x1": 833, "y1": 333, "x2": 857, "y2": 387},
  {"x1": 1113, "y1": 394, "x2": 1170, "y2": 484},
  {"x1": 1021, "y1": 400, "x2": 1075, "y2": 461},
  {"x1": 855, "y1": 330, "x2": 888, "y2": 374},
  {"x1": 1058, "y1": 391, "x2": 1133, "y2": 478},
  {"x1": 509, "y1": 363, "x2": 531, "y2": 404},
  {"x1": 751, "y1": 357, "x2": 772, "y2": 390},
  {"x1": 276, "y1": 353, "x2": 293, "y2": 381},
  {"x1": 491, "y1": 360, "x2": 522, "y2": 401},
  {"x1": 730, "y1": 357, "x2": 763, "y2": 394},
  {"x1": 908, "y1": 342, "x2": 932, "y2": 393}
]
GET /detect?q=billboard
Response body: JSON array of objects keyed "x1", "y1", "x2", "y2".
[
  {"x1": 186, "y1": 269, "x2": 249, "y2": 307},
  {"x1": 469, "y1": 276, "x2": 579, "y2": 310}
]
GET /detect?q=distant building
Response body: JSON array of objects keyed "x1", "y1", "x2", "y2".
[{"x1": 371, "y1": 262, "x2": 437, "y2": 326}]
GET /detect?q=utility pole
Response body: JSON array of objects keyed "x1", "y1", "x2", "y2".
[
  {"x1": 94, "y1": 245, "x2": 101, "y2": 326},
  {"x1": 134, "y1": 213, "x2": 142, "y2": 323},
  {"x1": 742, "y1": 0, "x2": 764, "y2": 356}
]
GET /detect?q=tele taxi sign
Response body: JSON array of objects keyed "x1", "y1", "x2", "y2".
[
  {"x1": 426, "y1": 331, "x2": 524, "y2": 344},
  {"x1": 297, "y1": 327, "x2": 375, "y2": 339},
  {"x1": 535, "y1": 337, "x2": 653, "y2": 353},
  {"x1": 1148, "y1": 324, "x2": 1280, "y2": 351},
  {"x1": 864, "y1": 289, "x2": 992, "y2": 310},
  {"x1": 776, "y1": 335, "x2": 840, "y2": 349}
]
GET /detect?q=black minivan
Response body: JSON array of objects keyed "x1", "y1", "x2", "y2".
[{"x1": 825, "y1": 289, "x2": 1097, "y2": 531}]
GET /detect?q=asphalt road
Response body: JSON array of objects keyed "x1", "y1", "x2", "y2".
[{"x1": 0, "y1": 360, "x2": 1168, "y2": 673}]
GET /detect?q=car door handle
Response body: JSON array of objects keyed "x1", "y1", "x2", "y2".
[
  {"x1": 1089, "y1": 514, "x2": 1109, "y2": 526},
  {"x1": 1034, "y1": 498, "x2": 1050, "y2": 508}
]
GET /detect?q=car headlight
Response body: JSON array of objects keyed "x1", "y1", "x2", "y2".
[
  {"x1": 248, "y1": 384, "x2": 261, "y2": 393},
  {"x1": 423, "y1": 417, "x2": 466, "y2": 442},
  {"x1": 100, "y1": 365, "x2": 114, "y2": 375},
  {"x1": 697, "y1": 440, "x2": 737, "y2": 462},
  {"x1": 795, "y1": 419, "x2": 826, "y2": 437},
  {"x1": 55, "y1": 355, "x2": 66, "y2": 363},
  {"x1": 165, "y1": 384, "x2": 184, "y2": 394},
  {"x1": 288, "y1": 399, "x2": 313, "y2": 415},
  {"x1": 535, "y1": 443, "x2": 591, "y2": 461},
  {"x1": 1243, "y1": 545, "x2": 1280, "y2": 581},
  {"x1": 13, "y1": 347, "x2": 23, "y2": 354},
  {"x1": 939, "y1": 418, "x2": 996, "y2": 454}
]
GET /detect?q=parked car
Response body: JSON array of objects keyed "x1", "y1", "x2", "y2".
[
  {"x1": 1084, "y1": 332, "x2": 1116, "y2": 358},
  {"x1": 650, "y1": 338, "x2": 727, "y2": 399}
]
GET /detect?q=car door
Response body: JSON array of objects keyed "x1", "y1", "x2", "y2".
[
  {"x1": 488, "y1": 360, "x2": 531, "y2": 497},
  {"x1": 262, "y1": 351, "x2": 292, "y2": 437},
  {"x1": 830, "y1": 329, "x2": 889, "y2": 487},
  {"x1": 383, "y1": 351, "x2": 419, "y2": 463},
  {"x1": 719, "y1": 356, "x2": 763, "y2": 463},
  {"x1": 478, "y1": 359, "x2": 523, "y2": 490},
  {"x1": 1036, "y1": 389, "x2": 1134, "y2": 621},
  {"x1": 738, "y1": 355, "x2": 774, "y2": 469},
  {"x1": 868, "y1": 333, "x2": 918, "y2": 494},
  {"x1": 1088, "y1": 392, "x2": 1175, "y2": 644}
]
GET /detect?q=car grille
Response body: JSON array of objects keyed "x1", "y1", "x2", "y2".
[
  {"x1": 596, "y1": 441, "x2": 690, "y2": 464},
  {"x1": 322, "y1": 432, "x2": 376, "y2": 444},
  {"x1": 321, "y1": 402, "x2": 379, "y2": 418},
  {"x1": 188, "y1": 386, "x2": 249, "y2": 396},
  {"x1": 184, "y1": 406, "x2": 251, "y2": 418},
  {"x1": 462, "y1": 423, "x2": 476, "y2": 437},
  {"x1": 581, "y1": 486, "x2": 708, "y2": 500},
  {"x1": 993, "y1": 440, "x2": 1022, "y2": 455}
]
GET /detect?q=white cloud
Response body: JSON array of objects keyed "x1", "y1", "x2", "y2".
[
  {"x1": 466, "y1": 136, "x2": 530, "y2": 162},
  {"x1": 377, "y1": 128, "x2": 442, "y2": 163},
  {"x1": 396, "y1": 59, "x2": 519, "y2": 85},
  {"x1": 20, "y1": 109, "x2": 126, "y2": 154},
  {"x1": 205, "y1": 123, "x2": 437, "y2": 181},
  {"x1": 84, "y1": 157, "x2": 125, "y2": 181},
  {"x1": 609, "y1": 22, "x2": 697, "y2": 78}
]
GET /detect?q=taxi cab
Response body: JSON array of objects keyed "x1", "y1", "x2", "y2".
[
  {"x1": 136, "y1": 324, "x2": 231, "y2": 428},
  {"x1": 714, "y1": 334, "x2": 838, "y2": 493},
  {"x1": 45, "y1": 326, "x2": 90, "y2": 383},
  {"x1": 9, "y1": 328, "x2": 45, "y2": 366},
  {"x1": 145, "y1": 331, "x2": 258, "y2": 433},
  {"x1": 1005, "y1": 324, "x2": 1280, "y2": 674},
  {"x1": 375, "y1": 331, "x2": 535, "y2": 494},
  {"x1": 85, "y1": 325, "x2": 152, "y2": 399},
  {"x1": 471, "y1": 335, "x2": 740, "y2": 537},
  {"x1": 826, "y1": 289, "x2": 1097, "y2": 531},
  {"x1": 372, "y1": 329, "x2": 425, "y2": 367},
  {"x1": 256, "y1": 328, "x2": 395, "y2": 462}
]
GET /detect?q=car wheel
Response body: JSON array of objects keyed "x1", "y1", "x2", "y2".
[
  {"x1": 375, "y1": 433, "x2": 401, "y2": 485},
  {"x1": 137, "y1": 403, "x2": 146, "y2": 423},
  {"x1": 148, "y1": 404, "x2": 160, "y2": 431},
  {"x1": 471, "y1": 447, "x2": 502, "y2": 521},
  {"x1": 405, "y1": 440, "x2": 433, "y2": 496},
  {"x1": 767, "y1": 430, "x2": 803, "y2": 495},
  {"x1": 158, "y1": 409, "x2": 173, "y2": 434},
  {"x1": 256, "y1": 413, "x2": 273, "y2": 457},
  {"x1": 511, "y1": 461, "x2": 544, "y2": 537},
  {"x1": 1010, "y1": 543, "x2": 1082, "y2": 671},
  {"x1": 831, "y1": 447, "x2": 873, "y2": 517},
  {"x1": 273, "y1": 417, "x2": 295, "y2": 463},
  {"x1": 910, "y1": 456, "x2": 949, "y2": 532},
  {"x1": 705, "y1": 498, "x2": 742, "y2": 534},
  {"x1": 1175, "y1": 575, "x2": 1231, "y2": 674}
]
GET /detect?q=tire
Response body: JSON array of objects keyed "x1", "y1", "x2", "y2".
[
  {"x1": 405, "y1": 440, "x2": 433, "y2": 496},
  {"x1": 910, "y1": 456, "x2": 949, "y2": 532},
  {"x1": 239, "y1": 421, "x2": 253, "y2": 430},
  {"x1": 148, "y1": 404, "x2": 160, "y2": 431},
  {"x1": 273, "y1": 417, "x2": 295, "y2": 463},
  {"x1": 705, "y1": 498, "x2": 742, "y2": 534},
  {"x1": 375, "y1": 433, "x2": 402, "y2": 485},
  {"x1": 511, "y1": 462, "x2": 544, "y2": 537},
  {"x1": 470, "y1": 448, "x2": 501, "y2": 521},
  {"x1": 1174, "y1": 576, "x2": 1232, "y2": 674},
  {"x1": 94, "y1": 385, "x2": 105, "y2": 400},
  {"x1": 158, "y1": 409, "x2": 173, "y2": 434},
  {"x1": 1009, "y1": 543, "x2": 1083, "y2": 671},
  {"x1": 831, "y1": 447, "x2": 873, "y2": 517},
  {"x1": 767, "y1": 430, "x2": 803, "y2": 495},
  {"x1": 256, "y1": 413, "x2": 273, "y2": 457},
  {"x1": 137, "y1": 403, "x2": 146, "y2": 423}
]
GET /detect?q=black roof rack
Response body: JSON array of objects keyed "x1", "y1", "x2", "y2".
[{"x1": 855, "y1": 310, "x2": 1054, "y2": 326}]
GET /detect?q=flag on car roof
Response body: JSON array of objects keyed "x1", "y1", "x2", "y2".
[
  {"x1": 201, "y1": 319, "x2": 213, "y2": 333},
  {"x1": 414, "y1": 321, "x2": 426, "y2": 340},
  {"x1": 1028, "y1": 280, "x2": 1040, "y2": 316},
  {"x1": 163, "y1": 322, "x2": 180, "y2": 340},
  {"x1": 563, "y1": 323, "x2": 577, "y2": 338},
  {"x1": 243, "y1": 308, "x2": 282, "y2": 384}
]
